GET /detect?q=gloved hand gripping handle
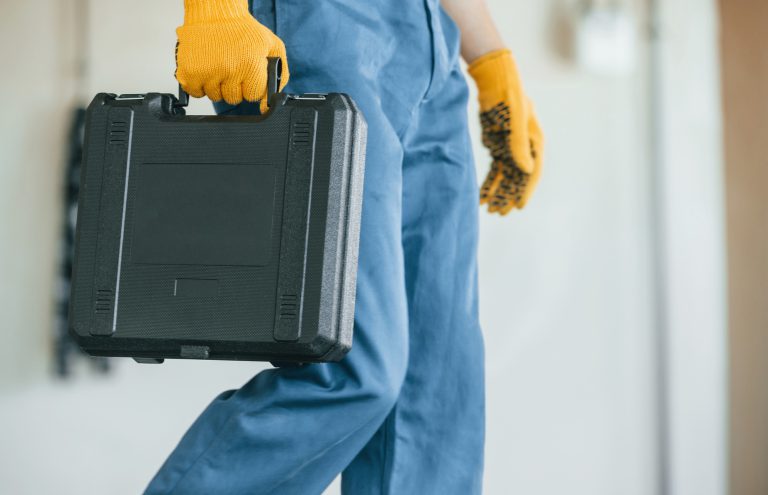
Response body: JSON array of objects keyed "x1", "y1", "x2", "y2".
[{"x1": 175, "y1": 57, "x2": 283, "y2": 109}]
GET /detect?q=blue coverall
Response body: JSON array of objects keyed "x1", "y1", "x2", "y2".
[{"x1": 145, "y1": 1, "x2": 484, "y2": 493}]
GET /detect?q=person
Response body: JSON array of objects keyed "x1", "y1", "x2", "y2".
[{"x1": 145, "y1": 0, "x2": 542, "y2": 493}]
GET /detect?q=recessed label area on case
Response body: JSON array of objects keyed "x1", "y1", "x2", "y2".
[
  {"x1": 174, "y1": 278, "x2": 219, "y2": 297},
  {"x1": 131, "y1": 163, "x2": 275, "y2": 266}
]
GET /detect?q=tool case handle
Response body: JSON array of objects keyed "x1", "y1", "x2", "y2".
[{"x1": 175, "y1": 57, "x2": 283, "y2": 110}]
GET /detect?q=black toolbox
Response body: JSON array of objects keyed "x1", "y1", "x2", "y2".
[{"x1": 69, "y1": 59, "x2": 367, "y2": 364}]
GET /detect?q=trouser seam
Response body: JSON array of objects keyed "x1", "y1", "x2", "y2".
[
  {"x1": 378, "y1": 407, "x2": 396, "y2": 495},
  {"x1": 421, "y1": 0, "x2": 437, "y2": 100},
  {"x1": 164, "y1": 414, "x2": 238, "y2": 495},
  {"x1": 267, "y1": 406, "x2": 395, "y2": 495}
]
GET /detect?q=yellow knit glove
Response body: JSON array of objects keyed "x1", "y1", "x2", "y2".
[
  {"x1": 468, "y1": 49, "x2": 543, "y2": 214},
  {"x1": 176, "y1": 0, "x2": 289, "y2": 112}
]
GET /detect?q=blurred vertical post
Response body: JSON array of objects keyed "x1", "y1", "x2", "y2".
[
  {"x1": 646, "y1": 1, "x2": 670, "y2": 494},
  {"x1": 650, "y1": 0, "x2": 728, "y2": 495}
]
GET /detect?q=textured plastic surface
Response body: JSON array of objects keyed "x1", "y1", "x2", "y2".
[{"x1": 69, "y1": 90, "x2": 367, "y2": 363}]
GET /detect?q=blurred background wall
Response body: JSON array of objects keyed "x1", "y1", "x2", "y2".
[
  {"x1": 0, "y1": 0, "x2": 75, "y2": 389},
  {"x1": 0, "y1": 0, "x2": 751, "y2": 494}
]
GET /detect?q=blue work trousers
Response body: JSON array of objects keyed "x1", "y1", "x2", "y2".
[{"x1": 146, "y1": 1, "x2": 484, "y2": 493}]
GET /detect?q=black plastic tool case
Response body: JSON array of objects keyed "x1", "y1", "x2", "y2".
[{"x1": 69, "y1": 64, "x2": 367, "y2": 364}]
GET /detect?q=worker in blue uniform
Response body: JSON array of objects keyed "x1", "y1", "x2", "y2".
[{"x1": 145, "y1": 0, "x2": 542, "y2": 493}]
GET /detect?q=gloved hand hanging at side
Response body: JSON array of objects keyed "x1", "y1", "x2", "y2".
[
  {"x1": 176, "y1": 0, "x2": 289, "y2": 112},
  {"x1": 468, "y1": 49, "x2": 543, "y2": 214}
]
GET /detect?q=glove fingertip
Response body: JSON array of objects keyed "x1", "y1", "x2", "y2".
[
  {"x1": 182, "y1": 84, "x2": 204, "y2": 99},
  {"x1": 499, "y1": 202, "x2": 517, "y2": 215},
  {"x1": 220, "y1": 77, "x2": 244, "y2": 105},
  {"x1": 485, "y1": 174, "x2": 503, "y2": 199},
  {"x1": 510, "y1": 150, "x2": 535, "y2": 175}
]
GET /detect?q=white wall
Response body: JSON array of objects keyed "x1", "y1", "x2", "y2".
[
  {"x1": 0, "y1": 0, "x2": 76, "y2": 388},
  {"x1": 476, "y1": 1, "x2": 658, "y2": 493}
]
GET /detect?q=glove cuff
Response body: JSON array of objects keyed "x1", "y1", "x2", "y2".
[
  {"x1": 184, "y1": 0, "x2": 252, "y2": 24},
  {"x1": 467, "y1": 48, "x2": 520, "y2": 111}
]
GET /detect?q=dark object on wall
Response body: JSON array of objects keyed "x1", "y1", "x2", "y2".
[
  {"x1": 69, "y1": 59, "x2": 367, "y2": 365},
  {"x1": 54, "y1": 107, "x2": 111, "y2": 377}
]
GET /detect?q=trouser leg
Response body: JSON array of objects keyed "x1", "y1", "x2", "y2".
[{"x1": 342, "y1": 66, "x2": 485, "y2": 495}]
